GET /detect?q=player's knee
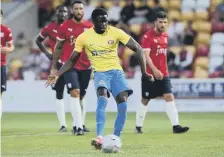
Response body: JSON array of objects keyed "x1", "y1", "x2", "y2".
[
  {"x1": 164, "y1": 93, "x2": 174, "y2": 102},
  {"x1": 97, "y1": 87, "x2": 108, "y2": 97},
  {"x1": 141, "y1": 98, "x2": 149, "y2": 106},
  {"x1": 70, "y1": 89, "x2": 80, "y2": 98},
  {"x1": 56, "y1": 91, "x2": 63, "y2": 100},
  {"x1": 116, "y1": 91, "x2": 128, "y2": 104}
]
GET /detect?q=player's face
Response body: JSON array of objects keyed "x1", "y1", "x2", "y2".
[
  {"x1": 56, "y1": 7, "x2": 68, "y2": 21},
  {"x1": 73, "y1": 3, "x2": 84, "y2": 22},
  {"x1": 94, "y1": 15, "x2": 108, "y2": 33},
  {"x1": 155, "y1": 18, "x2": 168, "y2": 33}
]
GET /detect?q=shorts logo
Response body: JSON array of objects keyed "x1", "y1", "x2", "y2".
[
  {"x1": 108, "y1": 40, "x2": 114, "y2": 44},
  {"x1": 99, "y1": 80, "x2": 105, "y2": 85},
  {"x1": 145, "y1": 92, "x2": 149, "y2": 96},
  {"x1": 67, "y1": 83, "x2": 72, "y2": 88},
  {"x1": 1, "y1": 85, "x2": 6, "y2": 89}
]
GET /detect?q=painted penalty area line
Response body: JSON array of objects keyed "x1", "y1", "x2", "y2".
[{"x1": 1, "y1": 131, "x2": 136, "y2": 138}]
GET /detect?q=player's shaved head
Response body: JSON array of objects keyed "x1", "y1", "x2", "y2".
[
  {"x1": 91, "y1": 8, "x2": 108, "y2": 21},
  {"x1": 56, "y1": 5, "x2": 68, "y2": 23},
  {"x1": 91, "y1": 8, "x2": 108, "y2": 34},
  {"x1": 155, "y1": 11, "x2": 168, "y2": 33}
]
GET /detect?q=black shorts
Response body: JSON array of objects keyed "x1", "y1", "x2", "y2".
[
  {"x1": 142, "y1": 76, "x2": 172, "y2": 99},
  {"x1": 64, "y1": 68, "x2": 91, "y2": 97},
  {"x1": 51, "y1": 62, "x2": 65, "y2": 93},
  {"x1": 1, "y1": 66, "x2": 7, "y2": 93}
]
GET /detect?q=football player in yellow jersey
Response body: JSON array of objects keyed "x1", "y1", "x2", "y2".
[{"x1": 47, "y1": 8, "x2": 153, "y2": 150}]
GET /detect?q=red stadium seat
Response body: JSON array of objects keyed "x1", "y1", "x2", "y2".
[
  {"x1": 212, "y1": 21, "x2": 224, "y2": 33},
  {"x1": 196, "y1": 44, "x2": 209, "y2": 56}
]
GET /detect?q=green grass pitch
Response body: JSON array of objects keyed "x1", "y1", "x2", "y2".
[{"x1": 1, "y1": 113, "x2": 224, "y2": 157}]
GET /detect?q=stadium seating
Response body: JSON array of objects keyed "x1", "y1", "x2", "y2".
[
  {"x1": 196, "y1": 0, "x2": 210, "y2": 11},
  {"x1": 168, "y1": 0, "x2": 181, "y2": 10},
  {"x1": 181, "y1": 0, "x2": 196, "y2": 12},
  {"x1": 195, "y1": 32, "x2": 211, "y2": 45},
  {"x1": 212, "y1": 21, "x2": 224, "y2": 33},
  {"x1": 184, "y1": 45, "x2": 196, "y2": 56},
  {"x1": 209, "y1": 56, "x2": 224, "y2": 73},
  {"x1": 193, "y1": 21, "x2": 212, "y2": 33},
  {"x1": 195, "y1": 11, "x2": 209, "y2": 20},
  {"x1": 210, "y1": 44, "x2": 224, "y2": 56},
  {"x1": 130, "y1": 24, "x2": 142, "y2": 36},
  {"x1": 196, "y1": 44, "x2": 209, "y2": 57},
  {"x1": 181, "y1": 11, "x2": 195, "y2": 21},
  {"x1": 210, "y1": 33, "x2": 224, "y2": 44},
  {"x1": 168, "y1": 10, "x2": 181, "y2": 20},
  {"x1": 194, "y1": 66, "x2": 209, "y2": 78}
]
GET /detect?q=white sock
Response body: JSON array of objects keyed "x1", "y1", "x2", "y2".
[
  {"x1": 0, "y1": 99, "x2": 2, "y2": 119},
  {"x1": 55, "y1": 99, "x2": 66, "y2": 127},
  {"x1": 80, "y1": 98, "x2": 86, "y2": 126},
  {"x1": 136, "y1": 102, "x2": 147, "y2": 127},
  {"x1": 165, "y1": 101, "x2": 179, "y2": 126},
  {"x1": 70, "y1": 97, "x2": 83, "y2": 129}
]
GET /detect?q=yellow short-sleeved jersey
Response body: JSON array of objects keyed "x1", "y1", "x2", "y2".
[{"x1": 74, "y1": 26, "x2": 131, "y2": 72}]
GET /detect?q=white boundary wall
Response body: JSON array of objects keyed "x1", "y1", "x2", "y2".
[{"x1": 2, "y1": 75, "x2": 224, "y2": 112}]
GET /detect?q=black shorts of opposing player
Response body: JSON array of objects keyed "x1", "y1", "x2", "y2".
[
  {"x1": 64, "y1": 68, "x2": 91, "y2": 97},
  {"x1": 51, "y1": 62, "x2": 65, "y2": 99},
  {"x1": 142, "y1": 76, "x2": 172, "y2": 99},
  {"x1": 1, "y1": 66, "x2": 7, "y2": 93}
]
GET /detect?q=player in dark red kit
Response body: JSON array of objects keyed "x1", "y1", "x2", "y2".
[
  {"x1": 51, "y1": 1, "x2": 92, "y2": 135},
  {"x1": 0, "y1": 9, "x2": 15, "y2": 118},
  {"x1": 136, "y1": 11, "x2": 189, "y2": 134},
  {"x1": 36, "y1": 6, "x2": 68, "y2": 132}
]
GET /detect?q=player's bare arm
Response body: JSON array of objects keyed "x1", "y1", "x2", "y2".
[
  {"x1": 35, "y1": 35, "x2": 52, "y2": 60},
  {"x1": 0, "y1": 42, "x2": 14, "y2": 54},
  {"x1": 56, "y1": 51, "x2": 80, "y2": 76},
  {"x1": 46, "y1": 51, "x2": 81, "y2": 86},
  {"x1": 126, "y1": 37, "x2": 146, "y2": 74},
  {"x1": 125, "y1": 38, "x2": 153, "y2": 81},
  {"x1": 52, "y1": 40, "x2": 64, "y2": 70},
  {"x1": 144, "y1": 48, "x2": 163, "y2": 80}
]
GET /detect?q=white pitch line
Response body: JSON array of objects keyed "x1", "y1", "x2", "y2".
[{"x1": 1, "y1": 131, "x2": 136, "y2": 138}]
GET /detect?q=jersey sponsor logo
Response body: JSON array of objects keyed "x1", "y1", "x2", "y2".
[
  {"x1": 154, "y1": 39, "x2": 158, "y2": 43},
  {"x1": 0, "y1": 32, "x2": 4, "y2": 37},
  {"x1": 53, "y1": 29, "x2": 57, "y2": 33},
  {"x1": 68, "y1": 28, "x2": 73, "y2": 32},
  {"x1": 91, "y1": 49, "x2": 113, "y2": 56},
  {"x1": 108, "y1": 40, "x2": 114, "y2": 44},
  {"x1": 156, "y1": 48, "x2": 167, "y2": 56}
]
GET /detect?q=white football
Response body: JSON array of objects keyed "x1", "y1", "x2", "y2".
[{"x1": 102, "y1": 134, "x2": 122, "y2": 153}]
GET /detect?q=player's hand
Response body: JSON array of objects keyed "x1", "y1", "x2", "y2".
[
  {"x1": 0, "y1": 46, "x2": 10, "y2": 54},
  {"x1": 152, "y1": 68, "x2": 163, "y2": 80},
  {"x1": 45, "y1": 74, "x2": 59, "y2": 87},
  {"x1": 142, "y1": 73, "x2": 154, "y2": 82}
]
